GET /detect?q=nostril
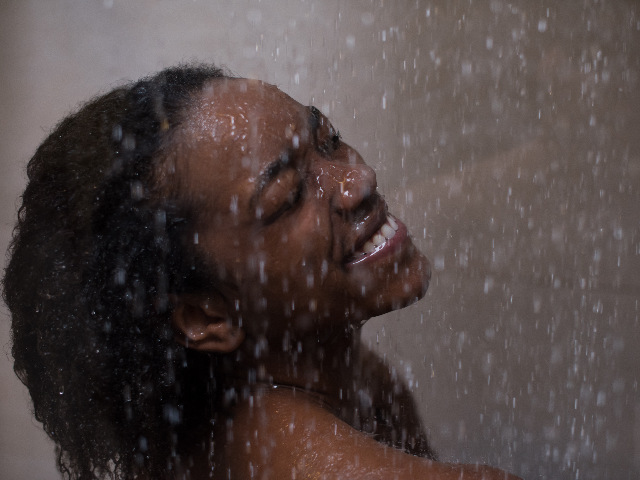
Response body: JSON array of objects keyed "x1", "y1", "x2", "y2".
[{"x1": 340, "y1": 193, "x2": 383, "y2": 223}]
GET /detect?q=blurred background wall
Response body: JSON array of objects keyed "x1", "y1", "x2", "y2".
[{"x1": 1, "y1": 1, "x2": 638, "y2": 478}]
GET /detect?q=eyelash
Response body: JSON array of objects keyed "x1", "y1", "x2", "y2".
[
  {"x1": 319, "y1": 128, "x2": 341, "y2": 155},
  {"x1": 331, "y1": 130, "x2": 342, "y2": 148},
  {"x1": 310, "y1": 106, "x2": 341, "y2": 155}
]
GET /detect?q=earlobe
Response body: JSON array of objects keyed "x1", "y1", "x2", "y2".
[{"x1": 172, "y1": 295, "x2": 245, "y2": 353}]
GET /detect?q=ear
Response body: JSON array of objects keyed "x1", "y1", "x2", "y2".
[{"x1": 172, "y1": 294, "x2": 245, "y2": 353}]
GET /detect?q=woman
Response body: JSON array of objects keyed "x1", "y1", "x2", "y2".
[{"x1": 3, "y1": 64, "x2": 520, "y2": 479}]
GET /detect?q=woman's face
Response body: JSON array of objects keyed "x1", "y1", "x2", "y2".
[{"x1": 168, "y1": 78, "x2": 430, "y2": 340}]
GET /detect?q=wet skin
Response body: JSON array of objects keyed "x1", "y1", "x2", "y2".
[
  {"x1": 167, "y1": 78, "x2": 430, "y2": 343},
  {"x1": 165, "y1": 79, "x2": 521, "y2": 479}
]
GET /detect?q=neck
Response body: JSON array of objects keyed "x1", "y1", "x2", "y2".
[
  {"x1": 176, "y1": 323, "x2": 366, "y2": 479},
  {"x1": 227, "y1": 326, "x2": 360, "y2": 400}
]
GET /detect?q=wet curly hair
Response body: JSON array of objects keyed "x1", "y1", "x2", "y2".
[{"x1": 3, "y1": 64, "x2": 229, "y2": 479}]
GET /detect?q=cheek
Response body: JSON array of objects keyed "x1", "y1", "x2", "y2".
[
  {"x1": 251, "y1": 235, "x2": 334, "y2": 306},
  {"x1": 270, "y1": 209, "x2": 331, "y2": 261}
]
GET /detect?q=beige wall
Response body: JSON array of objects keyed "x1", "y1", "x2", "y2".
[{"x1": 1, "y1": 1, "x2": 638, "y2": 478}]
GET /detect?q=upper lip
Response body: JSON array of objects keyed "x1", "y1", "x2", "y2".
[{"x1": 344, "y1": 195, "x2": 388, "y2": 261}]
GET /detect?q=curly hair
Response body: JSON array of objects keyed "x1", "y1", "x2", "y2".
[{"x1": 3, "y1": 64, "x2": 230, "y2": 479}]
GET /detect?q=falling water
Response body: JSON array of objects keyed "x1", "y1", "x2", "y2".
[{"x1": 1, "y1": 1, "x2": 638, "y2": 479}]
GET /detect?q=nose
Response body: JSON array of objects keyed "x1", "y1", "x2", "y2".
[{"x1": 314, "y1": 147, "x2": 377, "y2": 212}]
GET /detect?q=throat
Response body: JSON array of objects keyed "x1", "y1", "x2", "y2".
[{"x1": 229, "y1": 328, "x2": 360, "y2": 404}]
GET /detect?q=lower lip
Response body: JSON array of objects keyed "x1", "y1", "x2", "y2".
[{"x1": 345, "y1": 218, "x2": 411, "y2": 268}]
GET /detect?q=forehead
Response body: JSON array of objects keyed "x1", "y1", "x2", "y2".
[
  {"x1": 184, "y1": 78, "x2": 306, "y2": 142},
  {"x1": 169, "y1": 79, "x2": 309, "y2": 216}
]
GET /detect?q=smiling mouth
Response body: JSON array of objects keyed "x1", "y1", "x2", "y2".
[{"x1": 345, "y1": 215, "x2": 401, "y2": 266}]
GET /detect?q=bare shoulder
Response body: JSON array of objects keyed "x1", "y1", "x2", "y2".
[
  {"x1": 220, "y1": 387, "x2": 522, "y2": 480},
  {"x1": 350, "y1": 345, "x2": 435, "y2": 458},
  {"x1": 221, "y1": 387, "x2": 353, "y2": 477}
]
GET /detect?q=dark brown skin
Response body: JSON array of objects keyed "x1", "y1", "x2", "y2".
[{"x1": 164, "y1": 79, "x2": 522, "y2": 479}]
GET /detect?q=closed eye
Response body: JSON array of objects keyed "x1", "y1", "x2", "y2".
[
  {"x1": 263, "y1": 182, "x2": 303, "y2": 225},
  {"x1": 256, "y1": 169, "x2": 304, "y2": 224}
]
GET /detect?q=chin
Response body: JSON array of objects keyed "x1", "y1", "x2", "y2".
[
  {"x1": 337, "y1": 248, "x2": 431, "y2": 327},
  {"x1": 358, "y1": 262, "x2": 431, "y2": 322},
  {"x1": 388, "y1": 251, "x2": 431, "y2": 311}
]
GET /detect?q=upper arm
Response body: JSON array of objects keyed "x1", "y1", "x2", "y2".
[{"x1": 221, "y1": 389, "x2": 520, "y2": 480}]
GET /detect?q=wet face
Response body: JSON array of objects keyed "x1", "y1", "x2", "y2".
[{"x1": 168, "y1": 78, "x2": 430, "y2": 341}]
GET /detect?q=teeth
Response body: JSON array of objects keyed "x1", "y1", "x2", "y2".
[
  {"x1": 362, "y1": 241, "x2": 376, "y2": 253},
  {"x1": 351, "y1": 216, "x2": 400, "y2": 259},
  {"x1": 381, "y1": 224, "x2": 395, "y2": 239},
  {"x1": 372, "y1": 233, "x2": 386, "y2": 246}
]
